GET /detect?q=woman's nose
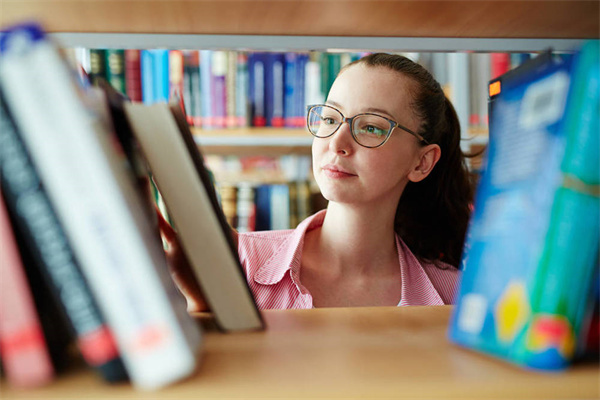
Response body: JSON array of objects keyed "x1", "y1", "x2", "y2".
[{"x1": 328, "y1": 120, "x2": 354, "y2": 155}]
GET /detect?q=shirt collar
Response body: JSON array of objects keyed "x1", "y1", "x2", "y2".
[
  {"x1": 253, "y1": 210, "x2": 326, "y2": 286},
  {"x1": 396, "y1": 237, "x2": 445, "y2": 306},
  {"x1": 253, "y1": 209, "x2": 445, "y2": 306}
]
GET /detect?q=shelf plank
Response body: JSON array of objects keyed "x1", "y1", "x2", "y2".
[
  {"x1": 1, "y1": 306, "x2": 598, "y2": 398},
  {"x1": 2, "y1": 1, "x2": 598, "y2": 40}
]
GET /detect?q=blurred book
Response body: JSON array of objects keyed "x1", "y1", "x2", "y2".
[
  {"x1": 0, "y1": 23, "x2": 202, "y2": 390},
  {"x1": 0, "y1": 193, "x2": 54, "y2": 388},
  {"x1": 449, "y1": 41, "x2": 600, "y2": 370},
  {"x1": 124, "y1": 101, "x2": 265, "y2": 332},
  {"x1": 0, "y1": 89, "x2": 129, "y2": 383}
]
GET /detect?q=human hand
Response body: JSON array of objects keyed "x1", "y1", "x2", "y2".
[{"x1": 155, "y1": 205, "x2": 209, "y2": 313}]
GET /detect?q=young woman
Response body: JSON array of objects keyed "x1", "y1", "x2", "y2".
[{"x1": 160, "y1": 53, "x2": 474, "y2": 311}]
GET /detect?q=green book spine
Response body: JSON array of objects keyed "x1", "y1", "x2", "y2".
[{"x1": 105, "y1": 49, "x2": 126, "y2": 94}]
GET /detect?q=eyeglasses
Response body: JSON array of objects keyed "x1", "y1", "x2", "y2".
[{"x1": 306, "y1": 104, "x2": 428, "y2": 148}]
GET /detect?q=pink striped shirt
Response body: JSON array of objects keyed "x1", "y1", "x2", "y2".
[{"x1": 238, "y1": 210, "x2": 461, "y2": 310}]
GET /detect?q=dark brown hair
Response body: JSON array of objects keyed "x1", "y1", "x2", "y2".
[{"x1": 342, "y1": 53, "x2": 475, "y2": 268}]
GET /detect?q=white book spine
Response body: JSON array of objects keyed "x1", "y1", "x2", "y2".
[
  {"x1": 0, "y1": 34, "x2": 200, "y2": 390},
  {"x1": 448, "y1": 52, "x2": 470, "y2": 152}
]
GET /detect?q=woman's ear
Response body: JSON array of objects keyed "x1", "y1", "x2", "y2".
[{"x1": 408, "y1": 144, "x2": 441, "y2": 183}]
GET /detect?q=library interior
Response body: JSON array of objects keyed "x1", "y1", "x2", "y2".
[{"x1": 0, "y1": 1, "x2": 598, "y2": 398}]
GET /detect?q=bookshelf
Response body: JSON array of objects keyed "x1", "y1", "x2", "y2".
[
  {"x1": 0, "y1": 1, "x2": 598, "y2": 397},
  {"x1": 1, "y1": 306, "x2": 598, "y2": 399}
]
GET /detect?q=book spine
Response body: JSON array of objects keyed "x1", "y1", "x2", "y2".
[
  {"x1": 253, "y1": 184, "x2": 271, "y2": 231},
  {"x1": 491, "y1": 52, "x2": 511, "y2": 80},
  {"x1": 190, "y1": 51, "x2": 203, "y2": 127},
  {"x1": 265, "y1": 53, "x2": 285, "y2": 127},
  {"x1": 235, "y1": 52, "x2": 249, "y2": 127},
  {"x1": 0, "y1": 95, "x2": 128, "y2": 383},
  {"x1": 124, "y1": 49, "x2": 142, "y2": 102},
  {"x1": 0, "y1": 193, "x2": 54, "y2": 388},
  {"x1": 88, "y1": 48, "x2": 106, "y2": 86},
  {"x1": 211, "y1": 51, "x2": 228, "y2": 129},
  {"x1": 304, "y1": 56, "x2": 324, "y2": 107},
  {"x1": 140, "y1": 50, "x2": 155, "y2": 104},
  {"x1": 447, "y1": 52, "x2": 470, "y2": 151},
  {"x1": 105, "y1": 49, "x2": 126, "y2": 95},
  {"x1": 181, "y1": 50, "x2": 194, "y2": 125},
  {"x1": 168, "y1": 50, "x2": 185, "y2": 105},
  {"x1": 235, "y1": 183, "x2": 256, "y2": 233},
  {"x1": 225, "y1": 50, "x2": 237, "y2": 128},
  {"x1": 0, "y1": 25, "x2": 200, "y2": 390},
  {"x1": 295, "y1": 53, "x2": 308, "y2": 127},
  {"x1": 248, "y1": 52, "x2": 266, "y2": 127},
  {"x1": 284, "y1": 52, "x2": 297, "y2": 127},
  {"x1": 152, "y1": 49, "x2": 170, "y2": 103},
  {"x1": 200, "y1": 50, "x2": 214, "y2": 129},
  {"x1": 269, "y1": 184, "x2": 290, "y2": 230}
]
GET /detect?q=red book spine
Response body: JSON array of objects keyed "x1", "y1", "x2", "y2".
[{"x1": 125, "y1": 49, "x2": 143, "y2": 102}]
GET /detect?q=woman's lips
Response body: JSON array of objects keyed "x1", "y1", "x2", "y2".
[{"x1": 322, "y1": 164, "x2": 357, "y2": 179}]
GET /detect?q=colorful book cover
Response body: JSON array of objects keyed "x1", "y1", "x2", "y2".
[{"x1": 449, "y1": 42, "x2": 600, "y2": 370}]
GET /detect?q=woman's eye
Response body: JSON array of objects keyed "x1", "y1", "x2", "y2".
[
  {"x1": 360, "y1": 125, "x2": 386, "y2": 136},
  {"x1": 321, "y1": 116, "x2": 337, "y2": 125}
]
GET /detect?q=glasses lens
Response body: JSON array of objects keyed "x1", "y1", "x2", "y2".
[
  {"x1": 307, "y1": 106, "x2": 343, "y2": 137},
  {"x1": 352, "y1": 115, "x2": 391, "y2": 147}
]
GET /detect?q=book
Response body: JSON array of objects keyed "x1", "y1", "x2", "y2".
[
  {"x1": 0, "y1": 193, "x2": 54, "y2": 388},
  {"x1": 248, "y1": 52, "x2": 266, "y2": 127},
  {"x1": 0, "y1": 89, "x2": 129, "y2": 383},
  {"x1": 105, "y1": 49, "x2": 126, "y2": 95},
  {"x1": 123, "y1": 101, "x2": 265, "y2": 332},
  {"x1": 88, "y1": 48, "x2": 106, "y2": 86},
  {"x1": 0, "y1": 23, "x2": 202, "y2": 390},
  {"x1": 124, "y1": 49, "x2": 142, "y2": 102},
  {"x1": 449, "y1": 41, "x2": 600, "y2": 370}
]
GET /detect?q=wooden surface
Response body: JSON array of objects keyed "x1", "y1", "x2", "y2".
[
  {"x1": 1, "y1": 306, "x2": 598, "y2": 399},
  {"x1": 1, "y1": 1, "x2": 598, "y2": 39}
]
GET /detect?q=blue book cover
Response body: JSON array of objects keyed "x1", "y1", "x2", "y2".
[
  {"x1": 254, "y1": 184, "x2": 272, "y2": 231},
  {"x1": 140, "y1": 50, "x2": 155, "y2": 104},
  {"x1": 151, "y1": 49, "x2": 169, "y2": 103},
  {"x1": 284, "y1": 52, "x2": 298, "y2": 127},
  {"x1": 449, "y1": 42, "x2": 600, "y2": 370},
  {"x1": 248, "y1": 52, "x2": 266, "y2": 127},
  {"x1": 264, "y1": 53, "x2": 285, "y2": 127}
]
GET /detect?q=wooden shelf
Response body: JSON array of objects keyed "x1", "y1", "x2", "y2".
[
  {"x1": 192, "y1": 128, "x2": 313, "y2": 156},
  {"x1": 1, "y1": 306, "x2": 597, "y2": 399},
  {"x1": 2, "y1": 1, "x2": 598, "y2": 39}
]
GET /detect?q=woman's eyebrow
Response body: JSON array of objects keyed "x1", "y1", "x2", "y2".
[{"x1": 326, "y1": 100, "x2": 396, "y2": 120}]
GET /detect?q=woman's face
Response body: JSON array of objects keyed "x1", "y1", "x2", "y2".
[{"x1": 312, "y1": 64, "x2": 426, "y2": 209}]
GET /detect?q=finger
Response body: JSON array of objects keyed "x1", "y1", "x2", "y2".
[{"x1": 155, "y1": 204, "x2": 176, "y2": 242}]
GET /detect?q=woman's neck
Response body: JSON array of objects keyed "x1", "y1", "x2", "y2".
[{"x1": 308, "y1": 202, "x2": 399, "y2": 276}]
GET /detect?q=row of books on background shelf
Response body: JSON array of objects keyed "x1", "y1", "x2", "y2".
[
  {"x1": 72, "y1": 47, "x2": 535, "y2": 136},
  {"x1": 216, "y1": 180, "x2": 321, "y2": 233},
  {"x1": 0, "y1": 23, "x2": 264, "y2": 391},
  {"x1": 203, "y1": 153, "x2": 323, "y2": 231}
]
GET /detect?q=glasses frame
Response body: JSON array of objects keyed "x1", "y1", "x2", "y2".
[{"x1": 306, "y1": 104, "x2": 429, "y2": 148}]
